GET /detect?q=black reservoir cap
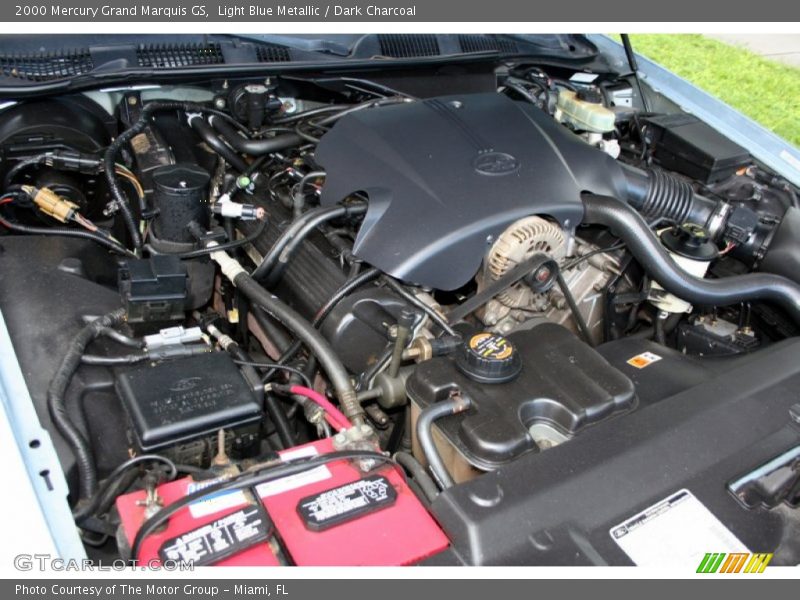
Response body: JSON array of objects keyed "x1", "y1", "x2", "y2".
[
  {"x1": 456, "y1": 332, "x2": 522, "y2": 384},
  {"x1": 152, "y1": 163, "x2": 210, "y2": 196}
]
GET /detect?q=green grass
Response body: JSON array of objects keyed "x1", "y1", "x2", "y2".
[{"x1": 614, "y1": 34, "x2": 800, "y2": 147}]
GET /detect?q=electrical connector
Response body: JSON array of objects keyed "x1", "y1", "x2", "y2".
[
  {"x1": 144, "y1": 326, "x2": 205, "y2": 351},
  {"x1": 212, "y1": 201, "x2": 264, "y2": 221},
  {"x1": 147, "y1": 344, "x2": 211, "y2": 361},
  {"x1": 46, "y1": 150, "x2": 102, "y2": 174},
  {"x1": 213, "y1": 193, "x2": 265, "y2": 221},
  {"x1": 23, "y1": 185, "x2": 79, "y2": 223}
]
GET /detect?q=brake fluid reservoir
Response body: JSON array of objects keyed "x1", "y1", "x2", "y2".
[
  {"x1": 554, "y1": 89, "x2": 615, "y2": 133},
  {"x1": 649, "y1": 223, "x2": 720, "y2": 314}
]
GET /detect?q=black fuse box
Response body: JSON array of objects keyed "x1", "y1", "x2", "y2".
[
  {"x1": 644, "y1": 114, "x2": 751, "y2": 183},
  {"x1": 116, "y1": 351, "x2": 262, "y2": 453}
]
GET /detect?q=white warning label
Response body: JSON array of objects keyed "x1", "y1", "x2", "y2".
[{"x1": 610, "y1": 489, "x2": 749, "y2": 567}]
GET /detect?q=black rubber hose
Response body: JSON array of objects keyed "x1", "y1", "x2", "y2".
[
  {"x1": 81, "y1": 353, "x2": 148, "y2": 365},
  {"x1": 234, "y1": 360, "x2": 312, "y2": 388},
  {"x1": 175, "y1": 218, "x2": 268, "y2": 260},
  {"x1": 312, "y1": 267, "x2": 382, "y2": 326},
  {"x1": 416, "y1": 395, "x2": 472, "y2": 490},
  {"x1": 504, "y1": 80, "x2": 540, "y2": 105},
  {"x1": 73, "y1": 454, "x2": 177, "y2": 525},
  {"x1": 263, "y1": 203, "x2": 368, "y2": 288},
  {"x1": 654, "y1": 314, "x2": 667, "y2": 345},
  {"x1": 264, "y1": 392, "x2": 296, "y2": 449},
  {"x1": 226, "y1": 268, "x2": 363, "y2": 422},
  {"x1": 251, "y1": 306, "x2": 293, "y2": 354},
  {"x1": 188, "y1": 116, "x2": 249, "y2": 173},
  {"x1": 620, "y1": 164, "x2": 718, "y2": 227},
  {"x1": 96, "y1": 327, "x2": 142, "y2": 348},
  {"x1": 394, "y1": 451, "x2": 439, "y2": 503},
  {"x1": 292, "y1": 170, "x2": 326, "y2": 219},
  {"x1": 210, "y1": 115, "x2": 303, "y2": 156},
  {"x1": 582, "y1": 194, "x2": 800, "y2": 324},
  {"x1": 0, "y1": 213, "x2": 135, "y2": 257},
  {"x1": 382, "y1": 277, "x2": 458, "y2": 337},
  {"x1": 48, "y1": 308, "x2": 126, "y2": 501},
  {"x1": 3, "y1": 152, "x2": 50, "y2": 189},
  {"x1": 252, "y1": 203, "x2": 366, "y2": 282}
]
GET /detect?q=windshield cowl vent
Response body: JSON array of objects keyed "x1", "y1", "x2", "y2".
[
  {"x1": 137, "y1": 43, "x2": 224, "y2": 68},
  {"x1": 378, "y1": 35, "x2": 440, "y2": 58},
  {"x1": 458, "y1": 35, "x2": 518, "y2": 54},
  {"x1": 255, "y1": 43, "x2": 291, "y2": 63},
  {"x1": 0, "y1": 49, "x2": 94, "y2": 82}
]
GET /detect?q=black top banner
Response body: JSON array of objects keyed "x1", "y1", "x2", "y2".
[{"x1": 2, "y1": 0, "x2": 800, "y2": 22}]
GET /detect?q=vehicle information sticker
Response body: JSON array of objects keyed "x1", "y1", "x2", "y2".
[
  {"x1": 297, "y1": 475, "x2": 397, "y2": 531},
  {"x1": 610, "y1": 489, "x2": 749, "y2": 567}
]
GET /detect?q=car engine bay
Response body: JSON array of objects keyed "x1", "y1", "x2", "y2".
[{"x1": 0, "y1": 44, "x2": 799, "y2": 566}]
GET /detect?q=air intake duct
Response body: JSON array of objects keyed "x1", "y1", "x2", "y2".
[
  {"x1": 619, "y1": 164, "x2": 720, "y2": 232},
  {"x1": 581, "y1": 194, "x2": 800, "y2": 325}
]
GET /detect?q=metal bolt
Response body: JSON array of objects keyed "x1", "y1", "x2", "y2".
[{"x1": 534, "y1": 266, "x2": 551, "y2": 282}]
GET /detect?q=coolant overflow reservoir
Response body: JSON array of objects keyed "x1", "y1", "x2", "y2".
[{"x1": 407, "y1": 324, "x2": 636, "y2": 477}]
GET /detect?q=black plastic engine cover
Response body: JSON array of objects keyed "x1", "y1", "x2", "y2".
[
  {"x1": 407, "y1": 324, "x2": 636, "y2": 469},
  {"x1": 316, "y1": 93, "x2": 628, "y2": 290}
]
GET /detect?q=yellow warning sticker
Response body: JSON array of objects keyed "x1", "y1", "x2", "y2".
[{"x1": 626, "y1": 351, "x2": 662, "y2": 369}]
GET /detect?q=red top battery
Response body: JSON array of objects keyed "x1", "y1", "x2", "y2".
[
  {"x1": 116, "y1": 438, "x2": 449, "y2": 566},
  {"x1": 259, "y1": 437, "x2": 449, "y2": 565}
]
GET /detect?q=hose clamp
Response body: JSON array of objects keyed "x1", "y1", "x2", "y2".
[{"x1": 706, "y1": 201, "x2": 732, "y2": 240}]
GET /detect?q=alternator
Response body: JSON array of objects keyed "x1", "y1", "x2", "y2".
[{"x1": 487, "y1": 216, "x2": 566, "y2": 310}]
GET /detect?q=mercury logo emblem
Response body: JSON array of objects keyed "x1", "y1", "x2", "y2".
[
  {"x1": 473, "y1": 151, "x2": 520, "y2": 176},
  {"x1": 169, "y1": 377, "x2": 202, "y2": 392}
]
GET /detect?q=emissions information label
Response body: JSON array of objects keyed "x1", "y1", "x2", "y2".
[
  {"x1": 159, "y1": 507, "x2": 270, "y2": 566},
  {"x1": 610, "y1": 489, "x2": 749, "y2": 567},
  {"x1": 298, "y1": 475, "x2": 397, "y2": 531}
]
